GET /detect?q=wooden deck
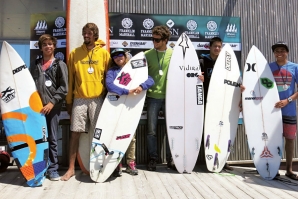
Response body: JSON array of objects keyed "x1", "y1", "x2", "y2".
[{"x1": 0, "y1": 165, "x2": 298, "y2": 199}]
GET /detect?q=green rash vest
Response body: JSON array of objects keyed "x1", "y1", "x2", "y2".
[{"x1": 145, "y1": 48, "x2": 173, "y2": 99}]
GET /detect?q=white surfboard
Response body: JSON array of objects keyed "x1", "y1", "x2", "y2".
[
  {"x1": 0, "y1": 41, "x2": 48, "y2": 186},
  {"x1": 89, "y1": 52, "x2": 148, "y2": 182},
  {"x1": 166, "y1": 33, "x2": 204, "y2": 173},
  {"x1": 67, "y1": 0, "x2": 110, "y2": 174},
  {"x1": 242, "y1": 45, "x2": 282, "y2": 180},
  {"x1": 204, "y1": 43, "x2": 241, "y2": 172}
]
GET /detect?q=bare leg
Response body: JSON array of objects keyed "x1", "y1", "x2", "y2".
[
  {"x1": 61, "y1": 132, "x2": 81, "y2": 181},
  {"x1": 285, "y1": 138, "x2": 294, "y2": 174}
]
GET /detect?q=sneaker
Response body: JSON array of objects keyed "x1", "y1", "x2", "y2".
[
  {"x1": 147, "y1": 158, "x2": 157, "y2": 171},
  {"x1": 126, "y1": 161, "x2": 138, "y2": 175},
  {"x1": 113, "y1": 163, "x2": 122, "y2": 177},
  {"x1": 48, "y1": 170, "x2": 60, "y2": 181},
  {"x1": 167, "y1": 158, "x2": 177, "y2": 170}
]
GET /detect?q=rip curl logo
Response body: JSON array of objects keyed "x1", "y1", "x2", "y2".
[
  {"x1": 117, "y1": 72, "x2": 132, "y2": 86},
  {"x1": 1, "y1": 86, "x2": 15, "y2": 103},
  {"x1": 260, "y1": 78, "x2": 274, "y2": 89}
]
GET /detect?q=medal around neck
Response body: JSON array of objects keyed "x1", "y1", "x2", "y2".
[
  {"x1": 283, "y1": 84, "x2": 288, "y2": 90},
  {"x1": 45, "y1": 80, "x2": 52, "y2": 87},
  {"x1": 88, "y1": 67, "x2": 94, "y2": 74},
  {"x1": 159, "y1": 69, "x2": 163, "y2": 76}
]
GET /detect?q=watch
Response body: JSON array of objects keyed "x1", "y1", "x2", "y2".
[{"x1": 287, "y1": 97, "x2": 293, "y2": 103}]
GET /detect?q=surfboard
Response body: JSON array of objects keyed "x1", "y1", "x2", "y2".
[
  {"x1": 0, "y1": 41, "x2": 49, "y2": 186},
  {"x1": 67, "y1": 0, "x2": 110, "y2": 174},
  {"x1": 166, "y1": 33, "x2": 204, "y2": 173},
  {"x1": 242, "y1": 45, "x2": 282, "y2": 180},
  {"x1": 89, "y1": 52, "x2": 147, "y2": 182},
  {"x1": 204, "y1": 43, "x2": 241, "y2": 172}
]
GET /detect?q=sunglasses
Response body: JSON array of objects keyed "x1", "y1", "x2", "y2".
[
  {"x1": 112, "y1": 53, "x2": 124, "y2": 59},
  {"x1": 152, "y1": 37, "x2": 163, "y2": 43}
]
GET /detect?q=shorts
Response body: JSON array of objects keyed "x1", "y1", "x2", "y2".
[
  {"x1": 70, "y1": 96, "x2": 104, "y2": 133},
  {"x1": 282, "y1": 115, "x2": 297, "y2": 140}
]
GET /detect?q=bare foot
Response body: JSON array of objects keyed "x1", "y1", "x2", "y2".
[{"x1": 60, "y1": 169, "x2": 75, "y2": 181}]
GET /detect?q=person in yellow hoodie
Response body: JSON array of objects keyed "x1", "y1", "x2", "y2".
[{"x1": 61, "y1": 23, "x2": 111, "y2": 181}]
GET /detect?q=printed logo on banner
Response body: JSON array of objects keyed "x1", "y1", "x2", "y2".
[
  {"x1": 141, "y1": 18, "x2": 154, "y2": 37},
  {"x1": 169, "y1": 42, "x2": 175, "y2": 48},
  {"x1": 34, "y1": 42, "x2": 39, "y2": 48},
  {"x1": 197, "y1": 43, "x2": 210, "y2": 49},
  {"x1": 185, "y1": 20, "x2": 200, "y2": 38},
  {"x1": 130, "y1": 42, "x2": 147, "y2": 48},
  {"x1": 34, "y1": 20, "x2": 47, "y2": 35},
  {"x1": 225, "y1": 24, "x2": 238, "y2": 37},
  {"x1": 55, "y1": 52, "x2": 65, "y2": 61},
  {"x1": 166, "y1": 19, "x2": 179, "y2": 37},
  {"x1": 1, "y1": 87, "x2": 15, "y2": 103},
  {"x1": 205, "y1": 21, "x2": 219, "y2": 39},
  {"x1": 53, "y1": 16, "x2": 66, "y2": 37},
  {"x1": 120, "y1": 18, "x2": 135, "y2": 37},
  {"x1": 196, "y1": 85, "x2": 203, "y2": 105},
  {"x1": 122, "y1": 41, "x2": 128, "y2": 47},
  {"x1": 109, "y1": 27, "x2": 114, "y2": 36}
]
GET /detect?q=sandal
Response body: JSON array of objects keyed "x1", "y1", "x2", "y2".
[{"x1": 285, "y1": 173, "x2": 298, "y2": 181}]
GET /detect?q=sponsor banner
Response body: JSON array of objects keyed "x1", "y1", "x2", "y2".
[
  {"x1": 30, "y1": 39, "x2": 66, "y2": 49},
  {"x1": 109, "y1": 13, "x2": 241, "y2": 43},
  {"x1": 110, "y1": 39, "x2": 242, "y2": 51}
]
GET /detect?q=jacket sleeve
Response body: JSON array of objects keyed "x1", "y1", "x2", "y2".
[
  {"x1": 65, "y1": 52, "x2": 74, "y2": 104},
  {"x1": 106, "y1": 68, "x2": 129, "y2": 96},
  {"x1": 49, "y1": 61, "x2": 69, "y2": 105},
  {"x1": 139, "y1": 75, "x2": 154, "y2": 90}
]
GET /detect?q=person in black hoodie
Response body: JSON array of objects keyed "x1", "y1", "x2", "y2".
[
  {"x1": 30, "y1": 34, "x2": 68, "y2": 180},
  {"x1": 199, "y1": 36, "x2": 233, "y2": 171}
]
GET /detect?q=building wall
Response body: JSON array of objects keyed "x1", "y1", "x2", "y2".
[{"x1": 108, "y1": 0, "x2": 298, "y2": 163}]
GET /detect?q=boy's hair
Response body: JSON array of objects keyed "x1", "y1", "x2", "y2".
[
  {"x1": 152, "y1": 25, "x2": 171, "y2": 41},
  {"x1": 38, "y1": 34, "x2": 57, "y2": 49},
  {"x1": 82, "y1": 23, "x2": 99, "y2": 41},
  {"x1": 210, "y1": 37, "x2": 222, "y2": 47}
]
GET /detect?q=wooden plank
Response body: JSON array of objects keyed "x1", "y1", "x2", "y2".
[
  {"x1": 159, "y1": 166, "x2": 204, "y2": 199},
  {"x1": 199, "y1": 170, "x2": 253, "y2": 199},
  {"x1": 183, "y1": 169, "x2": 221, "y2": 199},
  {"x1": 0, "y1": 172, "x2": 27, "y2": 198},
  {"x1": 132, "y1": 167, "x2": 150, "y2": 198},
  {"x1": 0, "y1": 168, "x2": 20, "y2": 191},
  {"x1": 192, "y1": 167, "x2": 237, "y2": 199},
  {"x1": 233, "y1": 167, "x2": 298, "y2": 199},
  {"x1": 212, "y1": 169, "x2": 267, "y2": 199}
]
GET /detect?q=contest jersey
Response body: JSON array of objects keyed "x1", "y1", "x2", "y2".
[{"x1": 269, "y1": 61, "x2": 298, "y2": 117}]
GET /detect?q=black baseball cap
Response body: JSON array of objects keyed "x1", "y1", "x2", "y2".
[{"x1": 271, "y1": 41, "x2": 289, "y2": 52}]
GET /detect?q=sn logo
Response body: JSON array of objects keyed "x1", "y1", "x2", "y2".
[{"x1": 246, "y1": 63, "x2": 256, "y2": 72}]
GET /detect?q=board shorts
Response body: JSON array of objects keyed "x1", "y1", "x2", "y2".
[
  {"x1": 282, "y1": 115, "x2": 297, "y2": 140},
  {"x1": 70, "y1": 96, "x2": 104, "y2": 133}
]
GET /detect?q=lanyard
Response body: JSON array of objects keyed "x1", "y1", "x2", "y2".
[
  {"x1": 155, "y1": 49, "x2": 167, "y2": 76},
  {"x1": 277, "y1": 62, "x2": 288, "y2": 90}
]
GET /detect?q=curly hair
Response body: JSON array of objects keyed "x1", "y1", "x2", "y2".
[
  {"x1": 152, "y1": 25, "x2": 171, "y2": 41},
  {"x1": 82, "y1": 23, "x2": 99, "y2": 40},
  {"x1": 38, "y1": 34, "x2": 57, "y2": 49}
]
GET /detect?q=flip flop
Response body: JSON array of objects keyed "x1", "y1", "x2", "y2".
[{"x1": 285, "y1": 173, "x2": 298, "y2": 181}]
